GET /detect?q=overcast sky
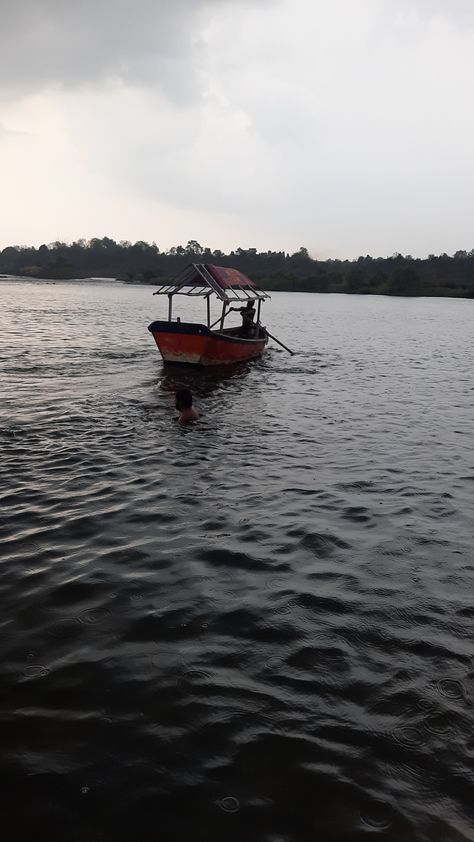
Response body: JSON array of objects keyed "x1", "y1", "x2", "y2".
[{"x1": 1, "y1": 0, "x2": 473, "y2": 258}]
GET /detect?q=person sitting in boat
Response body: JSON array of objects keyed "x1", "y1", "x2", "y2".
[
  {"x1": 175, "y1": 389, "x2": 199, "y2": 424},
  {"x1": 230, "y1": 300, "x2": 256, "y2": 337}
]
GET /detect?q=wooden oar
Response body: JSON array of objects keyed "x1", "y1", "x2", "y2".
[
  {"x1": 209, "y1": 312, "x2": 232, "y2": 329},
  {"x1": 265, "y1": 330, "x2": 295, "y2": 355}
]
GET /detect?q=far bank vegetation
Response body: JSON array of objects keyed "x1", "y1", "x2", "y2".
[{"x1": 1, "y1": 239, "x2": 474, "y2": 298}]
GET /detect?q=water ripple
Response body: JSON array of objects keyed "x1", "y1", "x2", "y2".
[{"x1": 1, "y1": 281, "x2": 473, "y2": 841}]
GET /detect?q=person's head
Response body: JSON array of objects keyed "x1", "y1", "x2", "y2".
[
  {"x1": 246, "y1": 300, "x2": 255, "y2": 309},
  {"x1": 175, "y1": 388, "x2": 193, "y2": 411}
]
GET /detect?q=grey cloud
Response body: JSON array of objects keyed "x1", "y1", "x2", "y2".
[
  {"x1": 0, "y1": 121, "x2": 29, "y2": 137},
  {"x1": 2, "y1": 0, "x2": 473, "y2": 258},
  {"x1": 0, "y1": 0, "x2": 260, "y2": 101},
  {"x1": 396, "y1": 0, "x2": 474, "y2": 25}
]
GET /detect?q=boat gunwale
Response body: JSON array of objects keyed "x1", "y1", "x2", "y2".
[{"x1": 148, "y1": 320, "x2": 267, "y2": 347}]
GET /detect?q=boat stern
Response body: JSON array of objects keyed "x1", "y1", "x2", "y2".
[{"x1": 148, "y1": 321, "x2": 210, "y2": 365}]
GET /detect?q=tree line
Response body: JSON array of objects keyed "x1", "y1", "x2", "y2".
[{"x1": 1, "y1": 238, "x2": 474, "y2": 297}]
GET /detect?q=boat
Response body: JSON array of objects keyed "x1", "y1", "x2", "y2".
[{"x1": 148, "y1": 263, "x2": 271, "y2": 366}]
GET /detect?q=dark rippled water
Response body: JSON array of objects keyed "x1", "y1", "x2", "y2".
[{"x1": 1, "y1": 279, "x2": 473, "y2": 842}]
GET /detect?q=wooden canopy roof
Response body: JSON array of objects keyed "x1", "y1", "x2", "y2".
[{"x1": 153, "y1": 263, "x2": 271, "y2": 302}]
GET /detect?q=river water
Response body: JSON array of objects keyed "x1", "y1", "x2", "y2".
[{"x1": 0, "y1": 279, "x2": 473, "y2": 842}]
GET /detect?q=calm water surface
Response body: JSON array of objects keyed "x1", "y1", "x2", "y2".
[{"x1": 1, "y1": 280, "x2": 473, "y2": 842}]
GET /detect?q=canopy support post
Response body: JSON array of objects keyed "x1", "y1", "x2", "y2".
[
  {"x1": 207, "y1": 295, "x2": 211, "y2": 328},
  {"x1": 168, "y1": 294, "x2": 173, "y2": 322},
  {"x1": 219, "y1": 301, "x2": 227, "y2": 331}
]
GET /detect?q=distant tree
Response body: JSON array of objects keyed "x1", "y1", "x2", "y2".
[
  {"x1": 21, "y1": 255, "x2": 77, "y2": 280},
  {"x1": 389, "y1": 267, "x2": 420, "y2": 295},
  {"x1": 292, "y1": 246, "x2": 310, "y2": 259},
  {"x1": 185, "y1": 240, "x2": 203, "y2": 255},
  {"x1": 312, "y1": 274, "x2": 329, "y2": 292},
  {"x1": 370, "y1": 270, "x2": 388, "y2": 290},
  {"x1": 346, "y1": 267, "x2": 366, "y2": 292}
]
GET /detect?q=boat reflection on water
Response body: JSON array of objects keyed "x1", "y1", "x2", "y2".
[{"x1": 158, "y1": 359, "x2": 254, "y2": 400}]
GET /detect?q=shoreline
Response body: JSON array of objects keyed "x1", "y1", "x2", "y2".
[{"x1": 1, "y1": 274, "x2": 473, "y2": 300}]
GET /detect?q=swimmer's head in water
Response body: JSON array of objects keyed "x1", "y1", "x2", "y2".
[{"x1": 176, "y1": 388, "x2": 193, "y2": 410}]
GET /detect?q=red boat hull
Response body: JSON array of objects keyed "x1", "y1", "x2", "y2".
[{"x1": 148, "y1": 321, "x2": 267, "y2": 366}]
